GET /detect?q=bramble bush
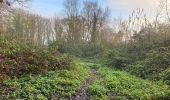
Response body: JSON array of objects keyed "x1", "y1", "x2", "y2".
[{"x1": 0, "y1": 38, "x2": 74, "y2": 82}]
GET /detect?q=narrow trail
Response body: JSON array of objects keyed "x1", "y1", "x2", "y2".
[{"x1": 72, "y1": 69, "x2": 97, "y2": 100}]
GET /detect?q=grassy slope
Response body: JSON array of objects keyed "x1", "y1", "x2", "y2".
[
  {"x1": 87, "y1": 64, "x2": 170, "y2": 100},
  {"x1": 1, "y1": 61, "x2": 91, "y2": 99}
]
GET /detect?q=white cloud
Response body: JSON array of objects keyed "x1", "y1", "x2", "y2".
[
  {"x1": 107, "y1": 0, "x2": 159, "y2": 10},
  {"x1": 106, "y1": 0, "x2": 163, "y2": 19}
]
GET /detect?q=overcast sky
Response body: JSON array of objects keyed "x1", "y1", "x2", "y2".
[{"x1": 26, "y1": 0, "x2": 160, "y2": 18}]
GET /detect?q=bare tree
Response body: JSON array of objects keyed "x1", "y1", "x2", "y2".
[
  {"x1": 5, "y1": 9, "x2": 53, "y2": 46},
  {"x1": 0, "y1": 0, "x2": 30, "y2": 34},
  {"x1": 83, "y1": 0, "x2": 110, "y2": 43},
  {"x1": 63, "y1": 0, "x2": 84, "y2": 44}
]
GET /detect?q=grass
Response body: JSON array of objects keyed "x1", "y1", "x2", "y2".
[
  {"x1": 87, "y1": 65, "x2": 170, "y2": 100},
  {"x1": 1, "y1": 61, "x2": 91, "y2": 99}
]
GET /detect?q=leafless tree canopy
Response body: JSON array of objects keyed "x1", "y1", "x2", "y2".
[{"x1": 0, "y1": 0, "x2": 30, "y2": 34}]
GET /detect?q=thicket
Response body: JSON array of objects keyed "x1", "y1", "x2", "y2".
[
  {"x1": 102, "y1": 0, "x2": 170, "y2": 84},
  {"x1": 103, "y1": 25, "x2": 170, "y2": 84},
  {"x1": 49, "y1": 42, "x2": 103, "y2": 58},
  {"x1": 0, "y1": 37, "x2": 73, "y2": 82}
]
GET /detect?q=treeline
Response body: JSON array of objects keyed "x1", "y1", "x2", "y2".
[
  {"x1": 2, "y1": 0, "x2": 146, "y2": 57},
  {"x1": 2, "y1": 0, "x2": 113, "y2": 57}
]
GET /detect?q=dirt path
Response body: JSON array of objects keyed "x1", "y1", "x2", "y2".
[{"x1": 72, "y1": 69, "x2": 97, "y2": 100}]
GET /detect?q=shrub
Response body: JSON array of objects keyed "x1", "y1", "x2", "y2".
[
  {"x1": 0, "y1": 39, "x2": 74, "y2": 82},
  {"x1": 49, "y1": 41, "x2": 103, "y2": 58},
  {"x1": 142, "y1": 48, "x2": 170, "y2": 80},
  {"x1": 124, "y1": 61, "x2": 145, "y2": 78},
  {"x1": 161, "y1": 67, "x2": 170, "y2": 85},
  {"x1": 80, "y1": 43, "x2": 103, "y2": 57},
  {"x1": 104, "y1": 50, "x2": 131, "y2": 69},
  {"x1": 120, "y1": 47, "x2": 170, "y2": 81}
]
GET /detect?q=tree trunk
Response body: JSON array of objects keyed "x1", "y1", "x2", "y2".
[
  {"x1": 91, "y1": 13, "x2": 97, "y2": 43},
  {"x1": 0, "y1": 1, "x2": 5, "y2": 34}
]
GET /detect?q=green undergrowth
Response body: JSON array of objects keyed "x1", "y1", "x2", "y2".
[
  {"x1": 88, "y1": 64, "x2": 170, "y2": 100},
  {"x1": 1, "y1": 62, "x2": 91, "y2": 99},
  {"x1": 0, "y1": 38, "x2": 73, "y2": 82}
]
